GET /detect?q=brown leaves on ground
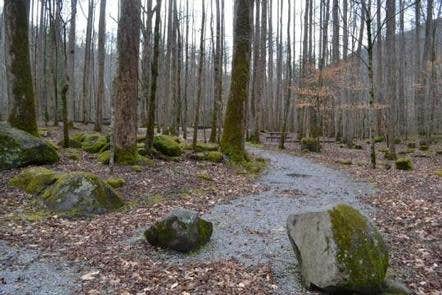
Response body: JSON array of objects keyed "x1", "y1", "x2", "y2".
[
  {"x1": 0, "y1": 126, "x2": 272, "y2": 294},
  {"x1": 285, "y1": 141, "x2": 441, "y2": 295}
]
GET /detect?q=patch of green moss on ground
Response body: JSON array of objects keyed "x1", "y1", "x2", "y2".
[
  {"x1": 115, "y1": 145, "x2": 151, "y2": 166},
  {"x1": 197, "y1": 172, "x2": 214, "y2": 181},
  {"x1": 9, "y1": 167, "x2": 60, "y2": 194},
  {"x1": 64, "y1": 148, "x2": 81, "y2": 160},
  {"x1": 106, "y1": 177, "x2": 126, "y2": 188},
  {"x1": 231, "y1": 156, "x2": 267, "y2": 175},
  {"x1": 153, "y1": 135, "x2": 184, "y2": 157},
  {"x1": 98, "y1": 150, "x2": 111, "y2": 164},
  {"x1": 337, "y1": 159, "x2": 352, "y2": 165},
  {"x1": 395, "y1": 158, "x2": 413, "y2": 171},
  {"x1": 329, "y1": 204, "x2": 388, "y2": 291}
]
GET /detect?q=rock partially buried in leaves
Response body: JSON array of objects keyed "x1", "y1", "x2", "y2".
[
  {"x1": 153, "y1": 135, "x2": 184, "y2": 157},
  {"x1": 0, "y1": 123, "x2": 59, "y2": 170},
  {"x1": 42, "y1": 172, "x2": 124, "y2": 217},
  {"x1": 145, "y1": 208, "x2": 213, "y2": 252},
  {"x1": 395, "y1": 158, "x2": 413, "y2": 171},
  {"x1": 286, "y1": 204, "x2": 389, "y2": 294}
]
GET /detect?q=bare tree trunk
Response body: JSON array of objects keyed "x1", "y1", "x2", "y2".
[
  {"x1": 67, "y1": 0, "x2": 76, "y2": 122},
  {"x1": 192, "y1": 0, "x2": 206, "y2": 150},
  {"x1": 95, "y1": 0, "x2": 106, "y2": 132},
  {"x1": 210, "y1": 0, "x2": 222, "y2": 143},
  {"x1": 146, "y1": 0, "x2": 162, "y2": 151},
  {"x1": 385, "y1": 0, "x2": 397, "y2": 158},
  {"x1": 332, "y1": 0, "x2": 339, "y2": 63},
  {"x1": 4, "y1": 0, "x2": 38, "y2": 135},
  {"x1": 113, "y1": 0, "x2": 141, "y2": 164},
  {"x1": 82, "y1": 0, "x2": 93, "y2": 123},
  {"x1": 220, "y1": 0, "x2": 252, "y2": 162},
  {"x1": 279, "y1": 0, "x2": 292, "y2": 149}
]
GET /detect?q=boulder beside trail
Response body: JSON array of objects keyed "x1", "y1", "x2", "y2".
[
  {"x1": 10, "y1": 168, "x2": 124, "y2": 218},
  {"x1": 0, "y1": 123, "x2": 59, "y2": 170},
  {"x1": 145, "y1": 208, "x2": 213, "y2": 252},
  {"x1": 42, "y1": 172, "x2": 124, "y2": 217},
  {"x1": 287, "y1": 204, "x2": 389, "y2": 294}
]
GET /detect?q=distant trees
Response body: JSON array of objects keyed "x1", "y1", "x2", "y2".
[
  {"x1": 220, "y1": 0, "x2": 253, "y2": 162},
  {"x1": 4, "y1": 0, "x2": 38, "y2": 136},
  {"x1": 113, "y1": 0, "x2": 141, "y2": 163}
]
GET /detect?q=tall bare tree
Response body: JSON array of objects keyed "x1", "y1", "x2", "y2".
[
  {"x1": 95, "y1": 0, "x2": 106, "y2": 132},
  {"x1": 113, "y1": 0, "x2": 141, "y2": 163}
]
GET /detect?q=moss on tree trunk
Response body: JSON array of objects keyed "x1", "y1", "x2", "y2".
[
  {"x1": 220, "y1": 0, "x2": 253, "y2": 162},
  {"x1": 5, "y1": 0, "x2": 38, "y2": 136}
]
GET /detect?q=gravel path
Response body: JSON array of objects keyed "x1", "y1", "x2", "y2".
[
  {"x1": 0, "y1": 241, "x2": 81, "y2": 295},
  {"x1": 157, "y1": 148, "x2": 375, "y2": 294}
]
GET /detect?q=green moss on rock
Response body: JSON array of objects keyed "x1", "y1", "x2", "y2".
[
  {"x1": 144, "y1": 208, "x2": 213, "y2": 252},
  {"x1": 329, "y1": 204, "x2": 389, "y2": 292},
  {"x1": 435, "y1": 170, "x2": 442, "y2": 178},
  {"x1": 188, "y1": 142, "x2": 219, "y2": 152},
  {"x1": 407, "y1": 142, "x2": 416, "y2": 149},
  {"x1": 9, "y1": 167, "x2": 59, "y2": 194},
  {"x1": 41, "y1": 172, "x2": 124, "y2": 217},
  {"x1": 395, "y1": 158, "x2": 413, "y2": 171},
  {"x1": 81, "y1": 133, "x2": 108, "y2": 153},
  {"x1": 153, "y1": 135, "x2": 184, "y2": 157},
  {"x1": 0, "y1": 123, "x2": 59, "y2": 170},
  {"x1": 106, "y1": 177, "x2": 126, "y2": 188}
]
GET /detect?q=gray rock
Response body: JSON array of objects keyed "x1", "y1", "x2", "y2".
[
  {"x1": 41, "y1": 172, "x2": 125, "y2": 217},
  {"x1": 287, "y1": 204, "x2": 389, "y2": 294},
  {"x1": 145, "y1": 208, "x2": 213, "y2": 252},
  {"x1": 0, "y1": 123, "x2": 59, "y2": 170}
]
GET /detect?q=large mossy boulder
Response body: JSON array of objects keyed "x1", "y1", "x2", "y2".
[
  {"x1": 0, "y1": 123, "x2": 59, "y2": 170},
  {"x1": 41, "y1": 172, "x2": 124, "y2": 217},
  {"x1": 287, "y1": 204, "x2": 389, "y2": 294},
  {"x1": 153, "y1": 135, "x2": 184, "y2": 157},
  {"x1": 9, "y1": 167, "x2": 60, "y2": 194},
  {"x1": 144, "y1": 208, "x2": 213, "y2": 253}
]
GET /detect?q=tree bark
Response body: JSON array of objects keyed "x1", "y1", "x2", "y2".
[
  {"x1": 5, "y1": 0, "x2": 38, "y2": 135},
  {"x1": 220, "y1": 0, "x2": 252, "y2": 162},
  {"x1": 95, "y1": 0, "x2": 106, "y2": 132},
  {"x1": 113, "y1": 0, "x2": 141, "y2": 163}
]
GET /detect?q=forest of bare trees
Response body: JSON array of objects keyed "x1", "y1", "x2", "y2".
[
  {"x1": 1, "y1": 0, "x2": 442, "y2": 160},
  {"x1": 1, "y1": 0, "x2": 441, "y2": 165},
  {"x1": 1, "y1": 1, "x2": 442, "y2": 294}
]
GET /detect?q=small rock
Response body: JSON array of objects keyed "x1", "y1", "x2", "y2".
[{"x1": 144, "y1": 208, "x2": 213, "y2": 252}]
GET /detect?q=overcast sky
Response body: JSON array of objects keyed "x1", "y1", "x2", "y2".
[{"x1": 0, "y1": 0, "x2": 422, "y2": 59}]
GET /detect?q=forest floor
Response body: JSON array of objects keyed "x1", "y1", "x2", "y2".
[
  {"x1": 280, "y1": 140, "x2": 442, "y2": 295},
  {"x1": 0, "y1": 125, "x2": 441, "y2": 294}
]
